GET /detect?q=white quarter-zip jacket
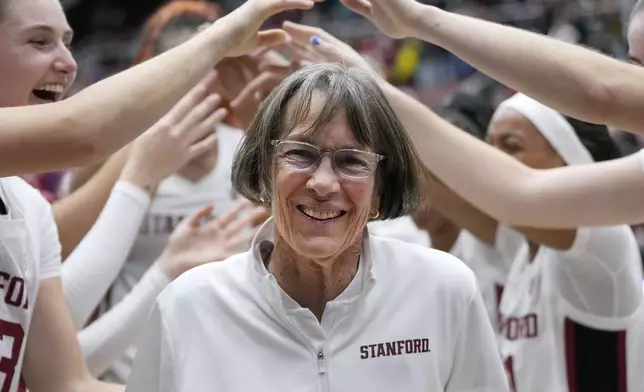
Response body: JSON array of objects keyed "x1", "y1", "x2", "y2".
[{"x1": 126, "y1": 219, "x2": 509, "y2": 392}]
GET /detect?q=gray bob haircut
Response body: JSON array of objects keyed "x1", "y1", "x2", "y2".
[{"x1": 231, "y1": 62, "x2": 423, "y2": 220}]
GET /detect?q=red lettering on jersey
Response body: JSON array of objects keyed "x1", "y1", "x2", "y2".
[
  {"x1": 500, "y1": 313, "x2": 539, "y2": 341},
  {"x1": 0, "y1": 273, "x2": 9, "y2": 292},
  {"x1": 0, "y1": 320, "x2": 25, "y2": 392},
  {"x1": 0, "y1": 272, "x2": 28, "y2": 309},
  {"x1": 5, "y1": 278, "x2": 24, "y2": 308}
]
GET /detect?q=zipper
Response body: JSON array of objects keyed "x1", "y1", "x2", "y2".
[
  {"x1": 317, "y1": 350, "x2": 326, "y2": 375},
  {"x1": 317, "y1": 350, "x2": 328, "y2": 392}
]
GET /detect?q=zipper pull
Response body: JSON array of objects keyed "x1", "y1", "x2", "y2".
[{"x1": 317, "y1": 350, "x2": 326, "y2": 375}]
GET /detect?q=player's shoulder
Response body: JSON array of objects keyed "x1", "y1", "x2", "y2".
[
  {"x1": 1, "y1": 177, "x2": 51, "y2": 219},
  {"x1": 369, "y1": 235, "x2": 477, "y2": 294},
  {"x1": 571, "y1": 225, "x2": 639, "y2": 257},
  {"x1": 2, "y1": 176, "x2": 48, "y2": 205}
]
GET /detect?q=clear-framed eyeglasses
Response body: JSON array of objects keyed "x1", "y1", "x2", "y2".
[{"x1": 271, "y1": 140, "x2": 386, "y2": 179}]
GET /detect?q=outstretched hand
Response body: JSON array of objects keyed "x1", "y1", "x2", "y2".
[
  {"x1": 121, "y1": 71, "x2": 227, "y2": 192},
  {"x1": 157, "y1": 199, "x2": 267, "y2": 280},
  {"x1": 281, "y1": 21, "x2": 377, "y2": 76},
  {"x1": 339, "y1": 0, "x2": 422, "y2": 39},
  {"x1": 228, "y1": 50, "x2": 294, "y2": 129},
  {"x1": 226, "y1": 0, "x2": 326, "y2": 57},
  {"x1": 214, "y1": 51, "x2": 292, "y2": 130},
  {"x1": 223, "y1": 22, "x2": 384, "y2": 125}
]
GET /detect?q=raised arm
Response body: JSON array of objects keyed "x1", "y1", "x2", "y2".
[
  {"x1": 340, "y1": 0, "x2": 644, "y2": 135},
  {"x1": 79, "y1": 202, "x2": 264, "y2": 376},
  {"x1": 54, "y1": 149, "x2": 130, "y2": 259},
  {"x1": 280, "y1": 23, "x2": 625, "y2": 232},
  {"x1": 56, "y1": 75, "x2": 227, "y2": 259},
  {"x1": 63, "y1": 82, "x2": 228, "y2": 327},
  {"x1": 379, "y1": 81, "x2": 644, "y2": 228},
  {"x1": 0, "y1": 0, "x2": 321, "y2": 177}
]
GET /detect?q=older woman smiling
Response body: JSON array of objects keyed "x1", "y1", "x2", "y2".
[{"x1": 126, "y1": 63, "x2": 508, "y2": 392}]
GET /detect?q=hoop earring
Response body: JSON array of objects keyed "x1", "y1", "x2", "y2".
[{"x1": 370, "y1": 210, "x2": 380, "y2": 220}]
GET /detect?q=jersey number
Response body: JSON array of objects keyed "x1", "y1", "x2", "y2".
[
  {"x1": 504, "y1": 356, "x2": 517, "y2": 392},
  {"x1": 0, "y1": 320, "x2": 25, "y2": 392}
]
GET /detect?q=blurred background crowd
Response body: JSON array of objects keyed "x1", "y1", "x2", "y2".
[{"x1": 38, "y1": 0, "x2": 644, "y2": 255}]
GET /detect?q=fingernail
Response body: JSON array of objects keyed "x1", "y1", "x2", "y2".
[{"x1": 311, "y1": 35, "x2": 321, "y2": 46}]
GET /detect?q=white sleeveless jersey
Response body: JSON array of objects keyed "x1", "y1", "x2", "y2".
[
  {"x1": 104, "y1": 125, "x2": 244, "y2": 382},
  {"x1": 450, "y1": 230, "x2": 518, "y2": 331},
  {"x1": 497, "y1": 225, "x2": 644, "y2": 392},
  {"x1": 0, "y1": 177, "x2": 61, "y2": 392}
]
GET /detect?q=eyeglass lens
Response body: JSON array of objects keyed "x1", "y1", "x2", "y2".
[{"x1": 276, "y1": 141, "x2": 378, "y2": 178}]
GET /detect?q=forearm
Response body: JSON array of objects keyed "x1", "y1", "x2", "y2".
[
  {"x1": 54, "y1": 148, "x2": 130, "y2": 258},
  {"x1": 410, "y1": 6, "x2": 644, "y2": 134},
  {"x1": 69, "y1": 12, "x2": 248, "y2": 158},
  {"x1": 68, "y1": 159, "x2": 113, "y2": 194},
  {"x1": 63, "y1": 181, "x2": 151, "y2": 328},
  {"x1": 79, "y1": 266, "x2": 169, "y2": 377},
  {"x1": 382, "y1": 81, "x2": 644, "y2": 228},
  {"x1": 380, "y1": 81, "x2": 534, "y2": 222}
]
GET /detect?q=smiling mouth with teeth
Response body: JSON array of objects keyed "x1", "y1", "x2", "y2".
[
  {"x1": 297, "y1": 206, "x2": 346, "y2": 221},
  {"x1": 32, "y1": 84, "x2": 65, "y2": 102}
]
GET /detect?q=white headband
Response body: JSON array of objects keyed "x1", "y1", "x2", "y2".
[{"x1": 494, "y1": 93, "x2": 594, "y2": 165}]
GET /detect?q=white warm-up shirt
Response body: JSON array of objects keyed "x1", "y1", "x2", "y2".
[
  {"x1": 495, "y1": 225, "x2": 644, "y2": 392},
  {"x1": 105, "y1": 124, "x2": 244, "y2": 382},
  {"x1": 126, "y1": 219, "x2": 509, "y2": 392},
  {"x1": 0, "y1": 177, "x2": 61, "y2": 392}
]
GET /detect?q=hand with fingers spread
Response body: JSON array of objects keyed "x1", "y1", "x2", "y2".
[
  {"x1": 228, "y1": 51, "x2": 293, "y2": 129},
  {"x1": 338, "y1": 0, "x2": 422, "y2": 39},
  {"x1": 281, "y1": 21, "x2": 377, "y2": 76},
  {"x1": 120, "y1": 72, "x2": 228, "y2": 194},
  {"x1": 215, "y1": 56, "x2": 260, "y2": 105},
  {"x1": 157, "y1": 200, "x2": 267, "y2": 280},
  {"x1": 224, "y1": 0, "x2": 326, "y2": 57},
  {"x1": 282, "y1": 21, "x2": 379, "y2": 77},
  {"x1": 209, "y1": 52, "x2": 290, "y2": 130}
]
